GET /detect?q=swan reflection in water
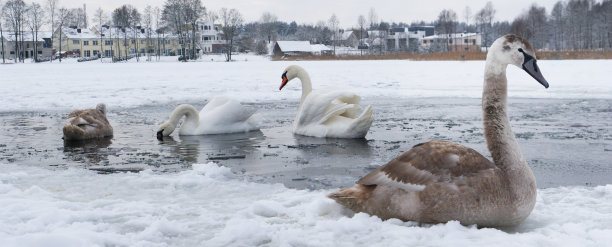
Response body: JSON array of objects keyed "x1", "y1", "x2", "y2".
[
  {"x1": 158, "y1": 130, "x2": 266, "y2": 163},
  {"x1": 63, "y1": 137, "x2": 112, "y2": 164},
  {"x1": 292, "y1": 135, "x2": 373, "y2": 158}
]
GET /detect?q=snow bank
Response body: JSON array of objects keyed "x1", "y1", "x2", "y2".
[
  {"x1": 1, "y1": 59, "x2": 610, "y2": 112},
  {"x1": 1, "y1": 163, "x2": 610, "y2": 246}
]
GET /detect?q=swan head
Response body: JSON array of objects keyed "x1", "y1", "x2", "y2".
[
  {"x1": 156, "y1": 121, "x2": 176, "y2": 141},
  {"x1": 489, "y1": 34, "x2": 549, "y2": 88},
  {"x1": 279, "y1": 65, "x2": 303, "y2": 90}
]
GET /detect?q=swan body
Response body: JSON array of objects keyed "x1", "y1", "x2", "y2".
[
  {"x1": 280, "y1": 65, "x2": 373, "y2": 138},
  {"x1": 328, "y1": 34, "x2": 550, "y2": 227},
  {"x1": 157, "y1": 96, "x2": 260, "y2": 139},
  {"x1": 63, "y1": 103, "x2": 113, "y2": 141}
]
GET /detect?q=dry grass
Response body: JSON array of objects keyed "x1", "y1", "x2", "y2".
[{"x1": 273, "y1": 50, "x2": 612, "y2": 61}]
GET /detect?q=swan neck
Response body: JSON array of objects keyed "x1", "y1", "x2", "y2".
[
  {"x1": 482, "y1": 60, "x2": 525, "y2": 171},
  {"x1": 169, "y1": 105, "x2": 199, "y2": 127},
  {"x1": 296, "y1": 69, "x2": 313, "y2": 106}
]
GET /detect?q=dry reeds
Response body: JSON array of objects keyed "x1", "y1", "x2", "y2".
[{"x1": 272, "y1": 50, "x2": 612, "y2": 61}]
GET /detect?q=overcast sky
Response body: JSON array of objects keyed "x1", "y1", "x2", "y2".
[{"x1": 33, "y1": 0, "x2": 560, "y2": 28}]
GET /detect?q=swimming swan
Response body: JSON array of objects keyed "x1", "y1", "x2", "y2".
[
  {"x1": 157, "y1": 96, "x2": 260, "y2": 140},
  {"x1": 63, "y1": 103, "x2": 113, "y2": 141},
  {"x1": 328, "y1": 34, "x2": 550, "y2": 227},
  {"x1": 279, "y1": 65, "x2": 373, "y2": 138}
]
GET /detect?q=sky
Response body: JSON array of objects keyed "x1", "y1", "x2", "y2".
[{"x1": 32, "y1": 0, "x2": 561, "y2": 28}]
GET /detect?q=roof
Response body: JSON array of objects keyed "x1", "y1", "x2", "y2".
[
  {"x1": 340, "y1": 31, "x2": 354, "y2": 40},
  {"x1": 275, "y1": 41, "x2": 312, "y2": 52},
  {"x1": 1, "y1": 31, "x2": 53, "y2": 41},
  {"x1": 423, "y1": 33, "x2": 480, "y2": 40},
  {"x1": 62, "y1": 27, "x2": 98, "y2": 39},
  {"x1": 311, "y1": 44, "x2": 332, "y2": 52}
]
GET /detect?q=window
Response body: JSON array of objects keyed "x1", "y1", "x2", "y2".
[
  {"x1": 140, "y1": 48, "x2": 145, "y2": 54},
  {"x1": 423, "y1": 40, "x2": 426, "y2": 44},
  {"x1": 73, "y1": 40, "x2": 79, "y2": 45},
  {"x1": 92, "y1": 40, "x2": 98, "y2": 45},
  {"x1": 105, "y1": 40, "x2": 112, "y2": 45},
  {"x1": 464, "y1": 39, "x2": 468, "y2": 44},
  {"x1": 104, "y1": 50, "x2": 114, "y2": 57},
  {"x1": 93, "y1": 50, "x2": 99, "y2": 56},
  {"x1": 166, "y1": 40, "x2": 170, "y2": 44},
  {"x1": 38, "y1": 51, "x2": 42, "y2": 54},
  {"x1": 27, "y1": 43, "x2": 30, "y2": 48},
  {"x1": 84, "y1": 41, "x2": 89, "y2": 46},
  {"x1": 84, "y1": 50, "x2": 90, "y2": 57},
  {"x1": 131, "y1": 40, "x2": 136, "y2": 44},
  {"x1": 473, "y1": 40, "x2": 476, "y2": 45}
]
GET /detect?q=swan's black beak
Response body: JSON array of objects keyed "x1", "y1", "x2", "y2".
[
  {"x1": 520, "y1": 48, "x2": 549, "y2": 88},
  {"x1": 279, "y1": 72, "x2": 289, "y2": 90},
  {"x1": 157, "y1": 130, "x2": 164, "y2": 141}
]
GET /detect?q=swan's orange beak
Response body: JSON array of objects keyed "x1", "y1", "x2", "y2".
[{"x1": 279, "y1": 72, "x2": 289, "y2": 90}]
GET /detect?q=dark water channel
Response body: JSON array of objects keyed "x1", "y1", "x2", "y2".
[{"x1": 1, "y1": 97, "x2": 610, "y2": 189}]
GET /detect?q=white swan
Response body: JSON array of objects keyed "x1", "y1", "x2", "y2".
[
  {"x1": 328, "y1": 34, "x2": 550, "y2": 227},
  {"x1": 63, "y1": 103, "x2": 113, "y2": 141},
  {"x1": 156, "y1": 96, "x2": 260, "y2": 140},
  {"x1": 279, "y1": 65, "x2": 373, "y2": 138}
]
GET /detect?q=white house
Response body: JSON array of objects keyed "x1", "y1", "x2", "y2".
[
  {"x1": 1, "y1": 31, "x2": 53, "y2": 61},
  {"x1": 196, "y1": 20, "x2": 225, "y2": 54},
  {"x1": 422, "y1": 32, "x2": 482, "y2": 52}
]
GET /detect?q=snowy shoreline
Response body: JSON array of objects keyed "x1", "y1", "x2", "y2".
[{"x1": 1, "y1": 162, "x2": 611, "y2": 247}]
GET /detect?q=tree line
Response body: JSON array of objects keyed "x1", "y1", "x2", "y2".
[{"x1": 1, "y1": 0, "x2": 611, "y2": 63}]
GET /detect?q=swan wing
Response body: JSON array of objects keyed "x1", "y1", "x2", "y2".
[
  {"x1": 297, "y1": 89, "x2": 363, "y2": 126},
  {"x1": 199, "y1": 96, "x2": 256, "y2": 125},
  {"x1": 357, "y1": 140, "x2": 496, "y2": 191}
]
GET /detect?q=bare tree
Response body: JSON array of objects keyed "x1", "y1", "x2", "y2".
[
  {"x1": 27, "y1": 2, "x2": 45, "y2": 61},
  {"x1": 260, "y1": 12, "x2": 277, "y2": 43},
  {"x1": 0, "y1": 0, "x2": 5, "y2": 63},
  {"x1": 357, "y1": 14, "x2": 366, "y2": 54},
  {"x1": 3, "y1": 0, "x2": 26, "y2": 62},
  {"x1": 162, "y1": 0, "x2": 187, "y2": 61},
  {"x1": 56, "y1": 7, "x2": 71, "y2": 62},
  {"x1": 184, "y1": 0, "x2": 204, "y2": 60},
  {"x1": 153, "y1": 6, "x2": 161, "y2": 60},
  {"x1": 93, "y1": 7, "x2": 106, "y2": 61},
  {"x1": 463, "y1": 6, "x2": 472, "y2": 32},
  {"x1": 475, "y1": 1, "x2": 496, "y2": 50},
  {"x1": 550, "y1": 1, "x2": 565, "y2": 50},
  {"x1": 368, "y1": 7, "x2": 377, "y2": 29},
  {"x1": 143, "y1": 5, "x2": 153, "y2": 61},
  {"x1": 45, "y1": 0, "x2": 56, "y2": 62},
  {"x1": 328, "y1": 13, "x2": 339, "y2": 55},
  {"x1": 112, "y1": 4, "x2": 140, "y2": 60},
  {"x1": 219, "y1": 8, "x2": 243, "y2": 62},
  {"x1": 436, "y1": 9, "x2": 457, "y2": 52}
]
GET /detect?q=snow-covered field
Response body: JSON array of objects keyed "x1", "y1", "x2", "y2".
[
  {"x1": 1, "y1": 57, "x2": 611, "y2": 246},
  {"x1": 1, "y1": 56, "x2": 611, "y2": 111}
]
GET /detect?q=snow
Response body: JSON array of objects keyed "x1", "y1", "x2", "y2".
[
  {"x1": 275, "y1": 41, "x2": 312, "y2": 52},
  {"x1": 1, "y1": 162, "x2": 611, "y2": 246},
  {"x1": 1, "y1": 58, "x2": 611, "y2": 112},
  {"x1": 1, "y1": 57, "x2": 611, "y2": 246}
]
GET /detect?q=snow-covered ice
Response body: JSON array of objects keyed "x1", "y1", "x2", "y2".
[
  {"x1": 1, "y1": 57, "x2": 611, "y2": 246},
  {"x1": 1, "y1": 163, "x2": 611, "y2": 247},
  {"x1": 1, "y1": 57, "x2": 611, "y2": 112}
]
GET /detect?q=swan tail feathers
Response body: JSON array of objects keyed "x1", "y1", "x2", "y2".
[{"x1": 328, "y1": 184, "x2": 376, "y2": 212}]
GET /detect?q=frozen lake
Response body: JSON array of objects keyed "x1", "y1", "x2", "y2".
[{"x1": 1, "y1": 57, "x2": 611, "y2": 246}]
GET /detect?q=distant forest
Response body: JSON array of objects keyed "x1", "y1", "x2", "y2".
[{"x1": 1, "y1": 0, "x2": 611, "y2": 60}]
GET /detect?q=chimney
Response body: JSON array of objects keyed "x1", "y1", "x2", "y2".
[
  {"x1": 83, "y1": 4, "x2": 87, "y2": 27},
  {"x1": 77, "y1": 28, "x2": 81, "y2": 33}
]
